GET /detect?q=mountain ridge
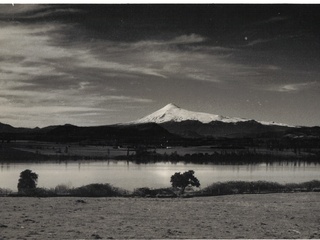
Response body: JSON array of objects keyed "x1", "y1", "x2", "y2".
[
  {"x1": 0, "y1": 104, "x2": 319, "y2": 143},
  {"x1": 130, "y1": 103, "x2": 294, "y2": 127}
]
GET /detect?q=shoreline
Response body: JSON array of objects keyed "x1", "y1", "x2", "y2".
[
  {"x1": 1, "y1": 141, "x2": 319, "y2": 163},
  {"x1": 2, "y1": 180, "x2": 320, "y2": 198}
]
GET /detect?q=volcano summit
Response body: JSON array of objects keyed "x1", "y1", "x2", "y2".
[
  {"x1": 131, "y1": 103, "x2": 291, "y2": 127},
  {"x1": 129, "y1": 103, "x2": 296, "y2": 138}
]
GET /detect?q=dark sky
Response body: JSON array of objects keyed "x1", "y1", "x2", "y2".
[{"x1": 0, "y1": 4, "x2": 320, "y2": 127}]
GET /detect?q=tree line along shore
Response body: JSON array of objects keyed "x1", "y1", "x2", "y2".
[
  {"x1": 1, "y1": 168, "x2": 320, "y2": 198},
  {"x1": 1, "y1": 141, "x2": 320, "y2": 164}
]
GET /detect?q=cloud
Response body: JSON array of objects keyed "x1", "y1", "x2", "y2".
[
  {"x1": 187, "y1": 73, "x2": 221, "y2": 83},
  {"x1": 245, "y1": 38, "x2": 273, "y2": 47},
  {"x1": 0, "y1": 23, "x2": 67, "y2": 59},
  {"x1": 189, "y1": 46, "x2": 236, "y2": 54},
  {"x1": 0, "y1": 21, "x2": 172, "y2": 83},
  {"x1": 267, "y1": 82, "x2": 318, "y2": 93},
  {"x1": 76, "y1": 53, "x2": 168, "y2": 79},
  {"x1": 102, "y1": 96, "x2": 153, "y2": 103},
  {"x1": 0, "y1": 5, "x2": 82, "y2": 20},
  {"x1": 169, "y1": 34, "x2": 207, "y2": 45},
  {"x1": 130, "y1": 33, "x2": 207, "y2": 48},
  {"x1": 261, "y1": 16, "x2": 289, "y2": 24},
  {"x1": 0, "y1": 18, "x2": 260, "y2": 100},
  {"x1": 0, "y1": 84, "x2": 153, "y2": 127},
  {"x1": 261, "y1": 65, "x2": 281, "y2": 71},
  {"x1": 0, "y1": 20, "x2": 158, "y2": 109},
  {"x1": 1, "y1": 105, "x2": 109, "y2": 114},
  {"x1": 0, "y1": 5, "x2": 48, "y2": 16},
  {"x1": 0, "y1": 85, "x2": 153, "y2": 107},
  {"x1": 99, "y1": 36, "x2": 256, "y2": 85},
  {"x1": 59, "y1": 32, "x2": 253, "y2": 88}
]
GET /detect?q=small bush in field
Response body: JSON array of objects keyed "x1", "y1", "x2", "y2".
[
  {"x1": 202, "y1": 182, "x2": 236, "y2": 195},
  {"x1": 253, "y1": 181, "x2": 284, "y2": 193},
  {"x1": 299, "y1": 180, "x2": 320, "y2": 190},
  {"x1": 32, "y1": 188, "x2": 56, "y2": 197},
  {"x1": 0, "y1": 188, "x2": 12, "y2": 196},
  {"x1": 132, "y1": 187, "x2": 153, "y2": 197},
  {"x1": 202, "y1": 181, "x2": 286, "y2": 196},
  {"x1": 132, "y1": 187, "x2": 177, "y2": 197},
  {"x1": 71, "y1": 183, "x2": 128, "y2": 197},
  {"x1": 200, "y1": 180, "x2": 320, "y2": 196},
  {"x1": 55, "y1": 184, "x2": 72, "y2": 195}
]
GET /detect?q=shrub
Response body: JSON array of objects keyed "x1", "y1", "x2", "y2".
[
  {"x1": 13, "y1": 187, "x2": 57, "y2": 197},
  {"x1": 285, "y1": 180, "x2": 320, "y2": 192},
  {"x1": 17, "y1": 169, "x2": 38, "y2": 194},
  {"x1": 55, "y1": 184, "x2": 72, "y2": 195},
  {"x1": 252, "y1": 181, "x2": 284, "y2": 193},
  {"x1": 132, "y1": 187, "x2": 153, "y2": 197},
  {"x1": 299, "y1": 180, "x2": 320, "y2": 190},
  {"x1": 201, "y1": 180, "x2": 286, "y2": 196},
  {"x1": 71, "y1": 183, "x2": 128, "y2": 197},
  {"x1": 132, "y1": 187, "x2": 177, "y2": 198},
  {"x1": 201, "y1": 182, "x2": 237, "y2": 196},
  {"x1": 32, "y1": 188, "x2": 56, "y2": 197},
  {"x1": 0, "y1": 188, "x2": 13, "y2": 196}
]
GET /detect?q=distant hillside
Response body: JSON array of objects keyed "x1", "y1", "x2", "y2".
[
  {"x1": 161, "y1": 120, "x2": 291, "y2": 138},
  {"x1": 39, "y1": 123, "x2": 179, "y2": 144},
  {"x1": 0, "y1": 122, "x2": 32, "y2": 133},
  {"x1": 0, "y1": 122, "x2": 180, "y2": 145},
  {"x1": 0, "y1": 122, "x2": 15, "y2": 133},
  {"x1": 0, "y1": 104, "x2": 319, "y2": 146}
]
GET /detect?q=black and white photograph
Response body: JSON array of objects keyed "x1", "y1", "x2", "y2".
[{"x1": 0, "y1": 3, "x2": 320, "y2": 239}]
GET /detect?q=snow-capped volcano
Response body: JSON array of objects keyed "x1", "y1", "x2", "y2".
[
  {"x1": 132, "y1": 103, "x2": 248, "y2": 124},
  {"x1": 131, "y1": 103, "x2": 291, "y2": 127}
]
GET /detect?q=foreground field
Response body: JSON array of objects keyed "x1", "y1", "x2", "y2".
[{"x1": 0, "y1": 193, "x2": 320, "y2": 239}]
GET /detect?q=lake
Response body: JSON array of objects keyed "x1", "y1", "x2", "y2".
[{"x1": 0, "y1": 161, "x2": 319, "y2": 191}]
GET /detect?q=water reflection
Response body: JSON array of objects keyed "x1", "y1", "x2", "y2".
[
  {"x1": 1, "y1": 162, "x2": 11, "y2": 171},
  {"x1": 0, "y1": 160, "x2": 319, "y2": 191}
]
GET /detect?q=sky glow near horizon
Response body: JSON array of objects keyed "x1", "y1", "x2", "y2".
[{"x1": 0, "y1": 4, "x2": 319, "y2": 128}]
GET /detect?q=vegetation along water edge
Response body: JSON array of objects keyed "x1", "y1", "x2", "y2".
[{"x1": 1, "y1": 169, "x2": 319, "y2": 198}]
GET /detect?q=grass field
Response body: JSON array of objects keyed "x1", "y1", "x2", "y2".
[{"x1": 0, "y1": 192, "x2": 319, "y2": 239}]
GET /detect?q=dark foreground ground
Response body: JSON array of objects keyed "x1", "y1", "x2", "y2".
[{"x1": 0, "y1": 192, "x2": 319, "y2": 239}]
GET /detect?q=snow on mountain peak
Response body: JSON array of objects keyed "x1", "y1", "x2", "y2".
[
  {"x1": 163, "y1": 103, "x2": 180, "y2": 110},
  {"x1": 131, "y1": 103, "x2": 249, "y2": 124},
  {"x1": 128, "y1": 103, "x2": 294, "y2": 127}
]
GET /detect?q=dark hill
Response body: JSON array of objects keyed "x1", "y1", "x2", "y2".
[
  {"x1": 160, "y1": 120, "x2": 291, "y2": 138},
  {"x1": 34, "y1": 123, "x2": 180, "y2": 145}
]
